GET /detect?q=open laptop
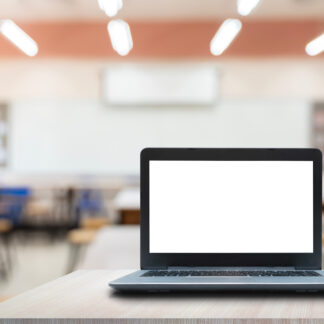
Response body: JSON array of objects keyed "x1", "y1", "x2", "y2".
[{"x1": 109, "y1": 148, "x2": 324, "y2": 292}]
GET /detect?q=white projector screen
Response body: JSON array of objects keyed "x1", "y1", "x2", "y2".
[
  {"x1": 149, "y1": 161, "x2": 313, "y2": 253},
  {"x1": 102, "y1": 64, "x2": 218, "y2": 106}
]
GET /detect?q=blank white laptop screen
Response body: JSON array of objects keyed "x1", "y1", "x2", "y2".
[{"x1": 149, "y1": 161, "x2": 313, "y2": 253}]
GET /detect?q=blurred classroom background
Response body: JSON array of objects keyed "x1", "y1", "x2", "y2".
[{"x1": 1, "y1": 0, "x2": 324, "y2": 300}]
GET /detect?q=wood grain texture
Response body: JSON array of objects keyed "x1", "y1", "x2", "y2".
[{"x1": 1, "y1": 270, "x2": 324, "y2": 323}]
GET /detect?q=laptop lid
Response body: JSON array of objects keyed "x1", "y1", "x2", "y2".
[{"x1": 140, "y1": 148, "x2": 322, "y2": 270}]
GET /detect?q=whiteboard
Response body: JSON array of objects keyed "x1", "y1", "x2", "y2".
[{"x1": 10, "y1": 99, "x2": 310, "y2": 175}]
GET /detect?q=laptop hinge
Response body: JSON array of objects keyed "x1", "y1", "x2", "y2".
[
  {"x1": 295, "y1": 266, "x2": 319, "y2": 270},
  {"x1": 167, "y1": 266, "x2": 199, "y2": 270},
  {"x1": 145, "y1": 266, "x2": 167, "y2": 270},
  {"x1": 167, "y1": 266, "x2": 297, "y2": 270}
]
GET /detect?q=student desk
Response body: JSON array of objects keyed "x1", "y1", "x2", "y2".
[{"x1": 1, "y1": 270, "x2": 324, "y2": 323}]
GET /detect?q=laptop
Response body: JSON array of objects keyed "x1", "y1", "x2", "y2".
[{"x1": 109, "y1": 148, "x2": 324, "y2": 292}]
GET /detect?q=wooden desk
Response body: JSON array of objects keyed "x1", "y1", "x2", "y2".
[
  {"x1": 77, "y1": 226, "x2": 139, "y2": 270},
  {"x1": 2, "y1": 270, "x2": 324, "y2": 323}
]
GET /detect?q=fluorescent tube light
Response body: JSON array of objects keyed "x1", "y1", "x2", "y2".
[
  {"x1": 108, "y1": 19, "x2": 133, "y2": 56},
  {"x1": 210, "y1": 19, "x2": 242, "y2": 56},
  {"x1": 305, "y1": 34, "x2": 324, "y2": 56},
  {"x1": 98, "y1": 0, "x2": 123, "y2": 17},
  {"x1": 237, "y1": 0, "x2": 261, "y2": 16},
  {"x1": 0, "y1": 20, "x2": 38, "y2": 57}
]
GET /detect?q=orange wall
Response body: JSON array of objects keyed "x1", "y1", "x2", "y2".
[{"x1": 0, "y1": 20, "x2": 323, "y2": 58}]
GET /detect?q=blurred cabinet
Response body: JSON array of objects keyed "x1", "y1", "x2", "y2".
[
  {"x1": 0, "y1": 104, "x2": 8, "y2": 167},
  {"x1": 120, "y1": 209, "x2": 140, "y2": 225},
  {"x1": 312, "y1": 102, "x2": 324, "y2": 158},
  {"x1": 114, "y1": 188, "x2": 140, "y2": 225}
]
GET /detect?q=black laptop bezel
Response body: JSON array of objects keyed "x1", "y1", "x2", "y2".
[{"x1": 140, "y1": 148, "x2": 322, "y2": 270}]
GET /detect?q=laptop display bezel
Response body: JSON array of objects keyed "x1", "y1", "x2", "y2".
[{"x1": 140, "y1": 148, "x2": 322, "y2": 269}]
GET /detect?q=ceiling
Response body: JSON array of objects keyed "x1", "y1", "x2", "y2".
[{"x1": 0, "y1": 0, "x2": 324, "y2": 21}]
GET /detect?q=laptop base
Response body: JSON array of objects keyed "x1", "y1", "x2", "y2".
[{"x1": 109, "y1": 269, "x2": 324, "y2": 292}]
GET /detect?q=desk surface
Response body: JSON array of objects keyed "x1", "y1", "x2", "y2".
[
  {"x1": 77, "y1": 226, "x2": 139, "y2": 269},
  {"x1": 2, "y1": 270, "x2": 324, "y2": 323}
]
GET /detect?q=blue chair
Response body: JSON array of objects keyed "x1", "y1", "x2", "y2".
[
  {"x1": 0, "y1": 187, "x2": 30, "y2": 226},
  {"x1": 77, "y1": 189, "x2": 102, "y2": 213},
  {"x1": 75, "y1": 189, "x2": 104, "y2": 226}
]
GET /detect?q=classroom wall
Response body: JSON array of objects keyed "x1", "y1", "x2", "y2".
[
  {"x1": 1, "y1": 59, "x2": 324, "y2": 100},
  {"x1": 9, "y1": 98, "x2": 311, "y2": 174},
  {"x1": 0, "y1": 58, "x2": 319, "y2": 175}
]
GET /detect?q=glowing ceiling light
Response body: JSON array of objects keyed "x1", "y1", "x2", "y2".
[
  {"x1": 305, "y1": 33, "x2": 324, "y2": 56},
  {"x1": 108, "y1": 19, "x2": 133, "y2": 56},
  {"x1": 98, "y1": 0, "x2": 123, "y2": 17},
  {"x1": 237, "y1": 0, "x2": 261, "y2": 16},
  {"x1": 210, "y1": 19, "x2": 242, "y2": 56},
  {"x1": 0, "y1": 20, "x2": 38, "y2": 57}
]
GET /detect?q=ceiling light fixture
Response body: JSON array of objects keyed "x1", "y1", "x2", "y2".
[
  {"x1": 305, "y1": 33, "x2": 324, "y2": 56},
  {"x1": 0, "y1": 20, "x2": 38, "y2": 57},
  {"x1": 98, "y1": 0, "x2": 123, "y2": 17},
  {"x1": 108, "y1": 19, "x2": 133, "y2": 56},
  {"x1": 210, "y1": 19, "x2": 242, "y2": 56},
  {"x1": 237, "y1": 0, "x2": 261, "y2": 16}
]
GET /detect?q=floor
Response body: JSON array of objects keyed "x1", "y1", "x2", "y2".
[{"x1": 0, "y1": 232, "x2": 70, "y2": 300}]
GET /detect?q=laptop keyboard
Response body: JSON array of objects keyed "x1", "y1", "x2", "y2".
[{"x1": 141, "y1": 270, "x2": 321, "y2": 277}]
